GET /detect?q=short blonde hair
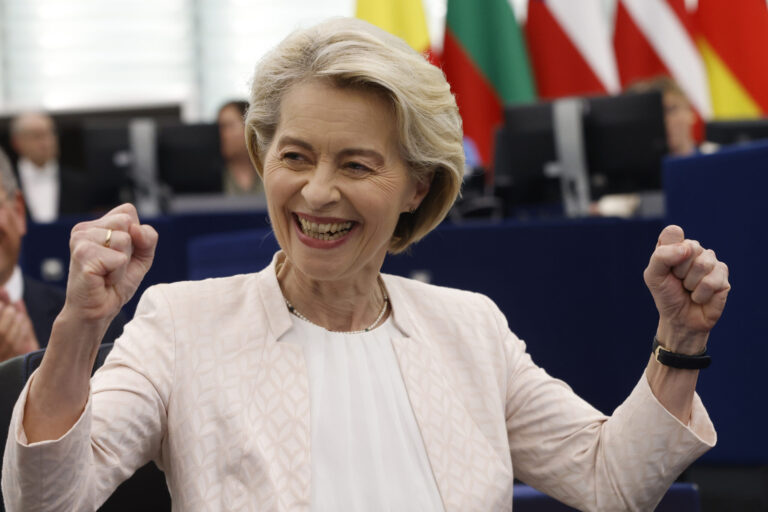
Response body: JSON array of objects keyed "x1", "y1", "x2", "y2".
[
  {"x1": 627, "y1": 75, "x2": 689, "y2": 103},
  {"x1": 245, "y1": 17, "x2": 464, "y2": 253}
]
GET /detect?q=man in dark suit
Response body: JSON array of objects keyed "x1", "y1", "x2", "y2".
[
  {"x1": 0, "y1": 148, "x2": 125, "y2": 362},
  {"x1": 9, "y1": 112, "x2": 91, "y2": 223}
]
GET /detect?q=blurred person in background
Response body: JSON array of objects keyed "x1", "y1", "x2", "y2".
[
  {"x1": 217, "y1": 100, "x2": 265, "y2": 197},
  {"x1": 0, "y1": 148, "x2": 126, "y2": 363},
  {"x1": 9, "y1": 112, "x2": 91, "y2": 223},
  {"x1": 630, "y1": 76, "x2": 697, "y2": 157},
  {"x1": 594, "y1": 76, "x2": 698, "y2": 217}
]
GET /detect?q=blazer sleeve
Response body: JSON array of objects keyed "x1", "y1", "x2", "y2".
[
  {"x1": 492, "y1": 298, "x2": 716, "y2": 511},
  {"x1": 2, "y1": 286, "x2": 175, "y2": 511}
]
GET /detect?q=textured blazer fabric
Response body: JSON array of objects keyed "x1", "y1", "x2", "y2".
[
  {"x1": 2, "y1": 253, "x2": 716, "y2": 511},
  {"x1": 23, "y1": 276, "x2": 128, "y2": 349}
]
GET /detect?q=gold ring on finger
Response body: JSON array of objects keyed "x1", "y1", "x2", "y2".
[{"x1": 104, "y1": 228, "x2": 113, "y2": 248}]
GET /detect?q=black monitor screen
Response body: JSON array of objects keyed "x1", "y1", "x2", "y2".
[
  {"x1": 494, "y1": 102, "x2": 560, "y2": 207},
  {"x1": 157, "y1": 123, "x2": 224, "y2": 194},
  {"x1": 582, "y1": 91, "x2": 667, "y2": 196},
  {"x1": 705, "y1": 119, "x2": 768, "y2": 145},
  {"x1": 82, "y1": 122, "x2": 133, "y2": 210}
]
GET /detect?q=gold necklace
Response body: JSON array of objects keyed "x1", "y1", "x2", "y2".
[{"x1": 277, "y1": 262, "x2": 389, "y2": 333}]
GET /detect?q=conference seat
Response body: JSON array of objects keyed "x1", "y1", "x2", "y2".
[
  {"x1": 187, "y1": 227, "x2": 278, "y2": 281},
  {"x1": 0, "y1": 344, "x2": 171, "y2": 512}
]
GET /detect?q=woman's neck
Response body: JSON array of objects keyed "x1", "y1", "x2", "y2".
[{"x1": 276, "y1": 256, "x2": 388, "y2": 332}]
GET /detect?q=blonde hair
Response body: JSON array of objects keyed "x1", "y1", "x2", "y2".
[
  {"x1": 245, "y1": 17, "x2": 464, "y2": 253},
  {"x1": 627, "y1": 75, "x2": 689, "y2": 103}
]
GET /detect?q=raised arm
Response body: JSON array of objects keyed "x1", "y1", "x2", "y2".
[
  {"x1": 22, "y1": 203, "x2": 158, "y2": 442},
  {"x1": 505, "y1": 224, "x2": 727, "y2": 510},
  {"x1": 643, "y1": 225, "x2": 730, "y2": 423}
]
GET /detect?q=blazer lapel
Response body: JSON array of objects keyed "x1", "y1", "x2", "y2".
[
  {"x1": 385, "y1": 276, "x2": 513, "y2": 512},
  {"x1": 252, "y1": 254, "x2": 312, "y2": 511}
]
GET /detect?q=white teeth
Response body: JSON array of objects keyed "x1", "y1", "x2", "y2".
[{"x1": 296, "y1": 216, "x2": 353, "y2": 240}]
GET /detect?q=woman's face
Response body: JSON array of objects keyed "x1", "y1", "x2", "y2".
[
  {"x1": 262, "y1": 80, "x2": 429, "y2": 282},
  {"x1": 663, "y1": 91, "x2": 695, "y2": 156},
  {"x1": 217, "y1": 105, "x2": 247, "y2": 160}
]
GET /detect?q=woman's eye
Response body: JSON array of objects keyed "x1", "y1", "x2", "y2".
[
  {"x1": 344, "y1": 161, "x2": 371, "y2": 173},
  {"x1": 282, "y1": 152, "x2": 311, "y2": 169},
  {"x1": 283, "y1": 152, "x2": 304, "y2": 161}
]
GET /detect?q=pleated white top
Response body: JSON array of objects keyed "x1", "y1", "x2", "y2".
[{"x1": 282, "y1": 314, "x2": 445, "y2": 512}]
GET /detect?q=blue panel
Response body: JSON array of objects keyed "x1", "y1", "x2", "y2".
[
  {"x1": 512, "y1": 483, "x2": 700, "y2": 511},
  {"x1": 664, "y1": 142, "x2": 768, "y2": 463},
  {"x1": 187, "y1": 227, "x2": 278, "y2": 281}
]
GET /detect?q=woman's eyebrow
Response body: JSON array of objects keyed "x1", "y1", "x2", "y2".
[
  {"x1": 276, "y1": 135, "x2": 315, "y2": 152},
  {"x1": 338, "y1": 148, "x2": 385, "y2": 165}
]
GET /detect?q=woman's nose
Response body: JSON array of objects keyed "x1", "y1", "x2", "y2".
[{"x1": 301, "y1": 165, "x2": 341, "y2": 209}]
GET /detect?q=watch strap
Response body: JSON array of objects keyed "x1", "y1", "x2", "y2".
[{"x1": 652, "y1": 337, "x2": 711, "y2": 370}]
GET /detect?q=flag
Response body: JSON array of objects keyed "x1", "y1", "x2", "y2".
[
  {"x1": 613, "y1": 0, "x2": 711, "y2": 141},
  {"x1": 442, "y1": 0, "x2": 536, "y2": 170},
  {"x1": 355, "y1": 0, "x2": 431, "y2": 54},
  {"x1": 526, "y1": 0, "x2": 619, "y2": 99},
  {"x1": 696, "y1": 0, "x2": 768, "y2": 118},
  {"x1": 613, "y1": 0, "x2": 711, "y2": 119}
]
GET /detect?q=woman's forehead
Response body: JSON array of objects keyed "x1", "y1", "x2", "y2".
[{"x1": 274, "y1": 81, "x2": 399, "y2": 151}]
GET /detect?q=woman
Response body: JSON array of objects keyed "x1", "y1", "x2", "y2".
[
  {"x1": 3, "y1": 18, "x2": 729, "y2": 511},
  {"x1": 217, "y1": 100, "x2": 265, "y2": 197}
]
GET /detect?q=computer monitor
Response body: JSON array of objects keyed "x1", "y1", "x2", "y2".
[
  {"x1": 156, "y1": 123, "x2": 224, "y2": 194},
  {"x1": 582, "y1": 91, "x2": 667, "y2": 196},
  {"x1": 81, "y1": 122, "x2": 134, "y2": 210},
  {"x1": 494, "y1": 91, "x2": 667, "y2": 213},
  {"x1": 493, "y1": 102, "x2": 561, "y2": 210},
  {"x1": 705, "y1": 119, "x2": 768, "y2": 145}
]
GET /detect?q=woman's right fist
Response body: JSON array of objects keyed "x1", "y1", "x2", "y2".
[{"x1": 65, "y1": 203, "x2": 158, "y2": 323}]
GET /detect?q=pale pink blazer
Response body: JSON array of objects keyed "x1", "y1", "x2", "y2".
[{"x1": 3, "y1": 255, "x2": 715, "y2": 511}]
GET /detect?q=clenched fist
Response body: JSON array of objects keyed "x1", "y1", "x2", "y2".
[
  {"x1": 64, "y1": 203, "x2": 158, "y2": 325},
  {"x1": 644, "y1": 225, "x2": 730, "y2": 355}
]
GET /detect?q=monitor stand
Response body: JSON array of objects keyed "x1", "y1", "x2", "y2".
[
  {"x1": 129, "y1": 118, "x2": 163, "y2": 217},
  {"x1": 544, "y1": 98, "x2": 591, "y2": 217}
]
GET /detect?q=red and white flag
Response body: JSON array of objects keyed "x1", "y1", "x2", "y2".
[
  {"x1": 614, "y1": 0, "x2": 711, "y2": 119},
  {"x1": 526, "y1": 0, "x2": 619, "y2": 99}
]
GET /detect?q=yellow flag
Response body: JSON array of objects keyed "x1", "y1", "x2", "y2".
[{"x1": 356, "y1": 0, "x2": 431, "y2": 53}]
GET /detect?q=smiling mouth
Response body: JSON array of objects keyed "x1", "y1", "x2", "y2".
[{"x1": 294, "y1": 214, "x2": 355, "y2": 241}]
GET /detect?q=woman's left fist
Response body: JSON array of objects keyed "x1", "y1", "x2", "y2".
[{"x1": 643, "y1": 225, "x2": 730, "y2": 354}]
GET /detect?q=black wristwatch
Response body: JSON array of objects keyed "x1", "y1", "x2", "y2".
[{"x1": 652, "y1": 337, "x2": 711, "y2": 370}]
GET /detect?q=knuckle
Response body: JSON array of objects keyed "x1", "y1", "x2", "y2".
[
  {"x1": 698, "y1": 277, "x2": 716, "y2": 293},
  {"x1": 70, "y1": 242, "x2": 94, "y2": 262},
  {"x1": 117, "y1": 230, "x2": 132, "y2": 246},
  {"x1": 70, "y1": 229, "x2": 88, "y2": 243},
  {"x1": 692, "y1": 257, "x2": 713, "y2": 273}
]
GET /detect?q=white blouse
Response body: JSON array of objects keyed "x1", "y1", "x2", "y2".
[{"x1": 282, "y1": 314, "x2": 445, "y2": 512}]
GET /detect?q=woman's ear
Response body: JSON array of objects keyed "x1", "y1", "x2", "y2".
[{"x1": 406, "y1": 170, "x2": 434, "y2": 212}]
